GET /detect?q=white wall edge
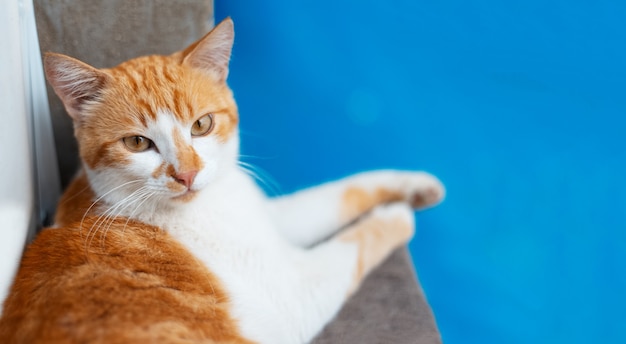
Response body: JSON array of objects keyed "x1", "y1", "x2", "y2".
[{"x1": 0, "y1": 0, "x2": 49, "y2": 310}]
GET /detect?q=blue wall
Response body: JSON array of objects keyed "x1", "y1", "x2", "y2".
[{"x1": 216, "y1": 1, "x2": 626, "y2": 343}]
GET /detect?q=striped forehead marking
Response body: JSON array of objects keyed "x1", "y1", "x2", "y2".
[{"x1": 112, "y1": 57, "x2": 195, "y2": 122}]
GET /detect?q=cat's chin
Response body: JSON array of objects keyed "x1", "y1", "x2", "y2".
[{"x1": 171, "y1": 190, "x2": 199, "y2": 202}]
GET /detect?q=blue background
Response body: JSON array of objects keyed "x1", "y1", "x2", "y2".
[{"x1": 216, "y1": 1, "x2": 625, "y2": 343}]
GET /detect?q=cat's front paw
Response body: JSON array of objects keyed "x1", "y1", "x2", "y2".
[
  {"x1": 371, "y1": 202, "x2": 416, "y2": 242},
  {"x1": 341, "y1": 170, "x2": 445, "y2": 221},
  {"x1": 402, "y1": 172, "x2": 445, "y2": 210}
]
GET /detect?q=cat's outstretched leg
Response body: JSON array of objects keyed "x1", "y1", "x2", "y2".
[
  {"x1": 288, "y1": 202, "x2": 416, "y2": 343},
  {"x1": 268, "y1": 170, "x2": 444, "y2": 247}
]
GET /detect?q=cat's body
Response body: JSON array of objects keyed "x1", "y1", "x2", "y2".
[
  {"x1": 0, "y1": 18, "x2": 444, "y2": 343},
  {"x1": 0, "y1": 216, "x2": 252, "y2": 343}
]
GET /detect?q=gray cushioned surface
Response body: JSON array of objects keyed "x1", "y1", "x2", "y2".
[
  {"x1": 313, "y1": 248, "x2": 441, "y2": 344},
  {"x1": 34, "y1": 1, "x2": 441, "y2": 342}
]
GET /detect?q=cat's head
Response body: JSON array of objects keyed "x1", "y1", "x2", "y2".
[{"x1": 45, "y1": 18, "x2": 239, "y2": 209}]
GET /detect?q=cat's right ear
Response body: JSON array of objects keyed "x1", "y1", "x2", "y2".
[{"x1": 44, "y1": 53, "x2": 109, "y2": 122}]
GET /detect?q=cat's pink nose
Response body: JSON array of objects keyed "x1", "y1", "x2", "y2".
[{"x1": 174, "y1": 171, "x2": 197, "y2": 189}]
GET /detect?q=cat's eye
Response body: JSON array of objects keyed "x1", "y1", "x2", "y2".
[
  {"x1": 191, "y1": 114, "x2": 214, "y2": 137},
  {"x1": 122, "y1": 136, "x2": 153, "y2": 152}
]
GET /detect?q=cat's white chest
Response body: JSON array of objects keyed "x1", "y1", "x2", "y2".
[
  {"x1": 152, "y1": 170, "x2": 308, "y2": 343},
  {"x1": 163, "y1": 169, "x2": 284, "y2": 263}
]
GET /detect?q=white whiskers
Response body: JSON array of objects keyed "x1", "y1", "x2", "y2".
[
  {"x1": 237, "y1": 159, "x2": 282, "y2": 197},
  {"x1": 120, "y1": 187, "x2": 159, "y2": 238},
  {"x1": 79, "y1": 180, "x2": 156, "y2": 252}
]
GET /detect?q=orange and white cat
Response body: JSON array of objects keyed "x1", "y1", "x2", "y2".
[{"x1": 0, "y1": 18, "x2": 444, "y2": 343}]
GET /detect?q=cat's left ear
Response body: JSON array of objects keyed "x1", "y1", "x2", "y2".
[{"x1": 182, "y1": 17, "x2": 234, "y2": 82}]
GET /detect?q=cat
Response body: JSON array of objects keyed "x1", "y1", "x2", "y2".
[{"x1": 0, "y1": 18, "x2": 444, "y2": 344}]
